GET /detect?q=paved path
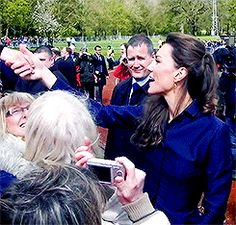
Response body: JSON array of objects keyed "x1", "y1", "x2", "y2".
[{"x1": 98, "y1": 70, "x2": 116, "y2": 145}]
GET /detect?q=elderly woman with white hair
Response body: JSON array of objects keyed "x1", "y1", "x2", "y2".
[
  {"x1": 18, "y1": 90, "x2": 131, "y2": 224},
  {"x1": 0, "y1": 92, "x2": 34, "y2": 179},
  {"x1": 20, "y1": 90, "x2": 169, "y2": 225},
  {"x1": 24, "y1": 90, "x2": 102, "y2": 163},
  {"x1": 0, "y1": 90, "x2": 131, "y2": 224}
]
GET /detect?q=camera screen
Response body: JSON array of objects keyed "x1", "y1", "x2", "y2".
[{"x1": 88, "y1": 165, "x2": 111, "y2": 183}]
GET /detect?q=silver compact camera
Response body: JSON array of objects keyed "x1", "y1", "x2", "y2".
[{"x1": 87, "y1": 158, "x2": 125, "y2": 185}]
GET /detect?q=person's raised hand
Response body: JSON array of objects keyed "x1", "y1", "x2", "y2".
[
  {"x1": 14, "y1": 45, "x2": 56, "y2": 88},
  {"x1": 1, "y1": 46, "x2": 34, "y2": 76},
  {"x1": 114, "y1": 157, "x2": 146, "y2": 205}
]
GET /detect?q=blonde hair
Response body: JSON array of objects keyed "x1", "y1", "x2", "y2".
[
  {"x1": 0, "y1": 92, "x2": 35, "y2": 136},
  {"x1": 24, "y1": 90, "x2": 99, "y2": 164}
]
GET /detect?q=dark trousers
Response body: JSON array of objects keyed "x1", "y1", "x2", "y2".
[
  {"x1": 95, "y1": 83, "x2": 104, "y2": 103},
  {"x1": 107, "y1": 58, "x2": 114, "y2": 70},
  {"x1": 81, "y1": 82, "x2": 95, "y2": 99}
]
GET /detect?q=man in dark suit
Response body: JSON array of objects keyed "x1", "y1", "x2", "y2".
[
  {"x1": 51, "y1": 47, "x2": 77, "y2": 88},
  {"x1": 92, "y1": 45, "x2": 108, "y2": 103},
  {"x1": 105, "y1": 34, "x2": 154, "y2": 166},
  {"x1": 60, "y1": 47, "x2": 77, "y2": 88}
]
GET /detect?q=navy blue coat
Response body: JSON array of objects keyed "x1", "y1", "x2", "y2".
[
  {"x1": 0, "y1": 170, "x2": 16, "y2": 196},
  {"x1": 218, "y1": 71, "x2": 236, "y2": 120},
  {"x1": 52, "y1": 58, "x2": 77, "y2": 88},
  {"x1": 52, "y1": 78, "x2": 232, "y2": 225},
  {"x1": 105, "y1": 78, "x2": 149, "y2": 167},
  {"x1": 0, "y1": 61, "x2": 19, "y2": 91},
  {"x1": 15, "y1": 69, "x2": 69, "y2": 95}
]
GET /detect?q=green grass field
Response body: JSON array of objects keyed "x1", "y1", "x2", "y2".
[
  {"x1": 54, "y1": 35, "x2": 220, "y2": 60},
  {"x1": 54, "y1": 39, "x2": 130, "y2": 60}
]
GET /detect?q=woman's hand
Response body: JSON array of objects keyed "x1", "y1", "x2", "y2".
[{"x1": 114, "y1": 157, "x2": 146, "y2": 205}]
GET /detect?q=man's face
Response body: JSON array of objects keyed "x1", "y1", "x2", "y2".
[
  {"x1": 95, "y1": 47, "x2": 102, "y2": 55},
  {"x1": 127, "y1": 43, "x2": 153, "y2": 79},
  {"x1": 61, "y1": 48, "x2": 68, "y2": 58},
  {"x1": 34, "y1": 52, "x2": 53, "y2": 68}
]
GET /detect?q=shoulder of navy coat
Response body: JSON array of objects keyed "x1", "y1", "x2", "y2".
[
  {"x1": 111, "y1": 78, "x2": 132, "y2": 105},
  {"x1": 0, "y1": 170, "x2": 16, "y2": 196},
  {"x1": 0, "y1": 61, "x2": 19, "y2": 91}
]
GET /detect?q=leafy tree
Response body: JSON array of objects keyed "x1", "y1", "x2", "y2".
[
  {"x1": 123, "y1": 0, "x2": 155, "y2": 34},
  {"x1": 85, "y1": 0, "x2": 110, "y2": 37},
  {"x1": 53, "y1": 0, "x2": 86, "y2": 36},
  {"x1": 157, "y1": 0, "x2": 210, "y2": 35},
  {"x1": 103, "y1": 0, "x2": 132, "y2": 36},
  {"x1": 33, "y1": 0, "x2": 60, "y2": 37},
  {"x1": 218, "y1": 0, "x2": 236, "y2": 35},
  {"x1": 0, "y1": 0, "x2": 235, "y2": 37},
  {"x1": 1, "y1": 0, "x2": 34, "y2": 36}
]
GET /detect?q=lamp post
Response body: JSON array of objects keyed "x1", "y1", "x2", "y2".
[{"x1": 211, "y1": 0, "x2": 219, "y2": 36}]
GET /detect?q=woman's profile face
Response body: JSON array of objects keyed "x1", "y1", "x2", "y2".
[
  {"x1": 5, "y1": 102, "x2": 30, "y2": 138},
  {"x1": 148, "y1": 43, "x2": 179, "y2": 95}
]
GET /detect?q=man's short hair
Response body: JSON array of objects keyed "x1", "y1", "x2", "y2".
[
  {"x1": 127, "y1": 34, "x2": 154, "y2": 55},
  {"x1": 52, "y1": 47, "x2": 61, "y2": 56},
  {"x1": 94, "y1": 45, "x2": 102, "y2": 50},
  {"x1": 0, "y1": 164, "x2": 107, "y2": 225},
  {"x1": 34, "y1": 45, "x2": 53, "y2": 57},
  {"x1": 65, "y1": 47, "x2": 72, "y2": 55}
]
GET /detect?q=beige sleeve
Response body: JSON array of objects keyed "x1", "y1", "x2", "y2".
[
  {"x1": 102, "y1": 190, "x2": 132, "y2": 225},
  {"x1": 123, "y1": 193, "x2": 170, "y2": 225}
]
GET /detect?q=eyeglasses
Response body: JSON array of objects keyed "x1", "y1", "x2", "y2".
[{"x1": 6, "y1": 105, "x2": 30, "y2": 117}]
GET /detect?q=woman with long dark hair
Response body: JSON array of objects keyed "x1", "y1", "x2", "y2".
[{"x1": 2, "y1": 32, "x2": 232, "y2": 225}]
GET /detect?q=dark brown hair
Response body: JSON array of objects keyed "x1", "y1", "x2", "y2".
[{"x1": 131, "y1": 32, "x2": 217, "y2": 148}]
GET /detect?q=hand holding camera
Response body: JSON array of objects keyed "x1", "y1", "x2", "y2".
[
  {"x1": 114, "y1": 157, "x2": 146, "y2": 205},
  {"x1": 74, "y1": 140, "x2": 146, "y2": 205},
  {"x1": 87, "y1": 158, "x2": 125, "y2": 185},
  {"x1": 75, "y1": 141, "x2": 125, "y2": 185}
]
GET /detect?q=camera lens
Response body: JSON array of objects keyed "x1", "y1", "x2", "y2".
[{"x1": 116, "y1": 170, "x2": 123, "y2": 177}]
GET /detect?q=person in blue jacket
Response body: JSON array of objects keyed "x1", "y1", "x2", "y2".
[{"x1": 1, "y1": 32, "x2": 233, "y2": 225}]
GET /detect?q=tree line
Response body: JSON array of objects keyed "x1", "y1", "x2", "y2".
[{"x1": 0, "y1": 0, "x2": 235, "y2": 38}]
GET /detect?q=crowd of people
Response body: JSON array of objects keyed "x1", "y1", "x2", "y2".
[
  {"x1": 0, "y1": 32, "x2": 235, "y2": 225},
  {"x1": 0, "y1": 35, "x2": 54, "y2": 49}
]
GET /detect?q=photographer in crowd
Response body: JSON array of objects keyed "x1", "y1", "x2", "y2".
[{"x1": 79, "y1": 47, "x2": 95, "y2": 99}]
